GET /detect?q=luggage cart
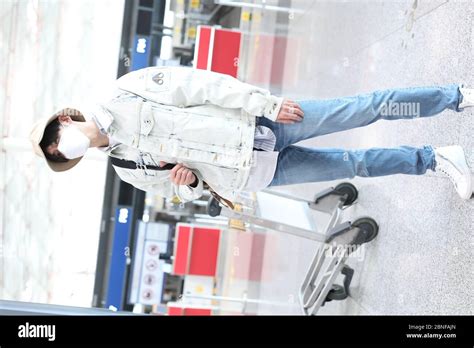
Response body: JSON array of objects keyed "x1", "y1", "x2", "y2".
[{"x1": 206, "y1": 182, "x2": 379, "y2": 315}]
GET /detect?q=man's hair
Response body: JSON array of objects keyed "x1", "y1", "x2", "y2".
[{"x1": 39, "y1": 118, "x2": 69, "y2": 163}]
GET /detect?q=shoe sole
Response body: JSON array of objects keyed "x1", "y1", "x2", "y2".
[
  {"x1": 455, "y1": 147, "x2": 472, "y2": 200},
  {"x1": 439, "y1": 146, "x2": 473, "y2": 200},
  {"x1": 471, "y1": 173, "x2": 474, "y2": 200}
]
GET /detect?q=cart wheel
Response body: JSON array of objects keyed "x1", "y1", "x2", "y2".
[
  {"x1": 206, "y1": 197, "x2": 222, "y2": 217},
  {"x1": 326, "y1": 284, "x2": 348, "y2": 301},
  {"x1": 352, "y1": 217, "x2": 379, "y2": 244},
  {"x1": 335, "y1": 182, "x2": 358, "y2": 206}
]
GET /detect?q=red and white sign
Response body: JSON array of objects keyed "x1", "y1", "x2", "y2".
[
  {"x1": 170, "y1": 223, "x2": 222, "y2": 315},
  {"x1": 167, "y1": 302, "x2": 213, "y2": 316},
  {"x1": 193, "y1": 25, "x2": 242, "y2": 78},
  {"x1": 172, "y1": 223, "x2": 221, "y2": 277}
]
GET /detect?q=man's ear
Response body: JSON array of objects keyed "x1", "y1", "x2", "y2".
[{"x1": 57, "y1": 115, "x2": 72, "y2": 126}]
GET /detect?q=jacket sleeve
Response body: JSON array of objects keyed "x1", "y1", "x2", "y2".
[
  {"x1": 115, "y1": 66, "x2": 284, "y2": 122},
  {"x1": 172, "y1": 176, "x2": 204, "y2": 203},
  {"x1": 112, "y1": 165, "x2": 202, "y2": 203}
]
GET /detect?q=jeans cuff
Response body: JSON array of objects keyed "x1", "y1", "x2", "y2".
[
  {"x1": 424, "y1": 145, "x2": 437, "y2": 171},
  {"x1": 455, "y1": 83, "x2": 465, "y2": 112}
]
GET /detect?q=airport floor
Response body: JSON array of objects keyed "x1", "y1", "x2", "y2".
[
  {"x1": 0, "y1": 0, "x2": 124, "y2": 306},
  {"x1": 229, "y1": 0, "x2": 474, "y2": 315}
]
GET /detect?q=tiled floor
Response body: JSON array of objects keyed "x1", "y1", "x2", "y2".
[
  {"x1": 236, "y1": 0, "x2": 473, "y2": 315},
  {"x1": 0, "y1": 0, "x2": 124, "y2": 307}
]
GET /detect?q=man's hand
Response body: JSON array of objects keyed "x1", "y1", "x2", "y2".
[
  {"x1": 275, "y1": 99, "x2": 304, "y2": 124},
  {"x1": 162, "y1": 161, "x2": 197, "y2": 186}
]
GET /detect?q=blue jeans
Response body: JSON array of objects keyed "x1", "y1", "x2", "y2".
[{"x1": 257, "y1": 84, "x2": 463, "y2": 187}]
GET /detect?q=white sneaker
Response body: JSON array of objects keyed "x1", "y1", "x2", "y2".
[
  {"x1": 459, "y1": 87, "x2": 474, "y2": 109},
  {"x1": 434, "y1": 145, "x2": 473, "y2": 200}
]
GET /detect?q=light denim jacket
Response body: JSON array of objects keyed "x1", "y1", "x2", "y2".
[{"x1": 93, "y1": 66, "x2": 284, "y2": 203}]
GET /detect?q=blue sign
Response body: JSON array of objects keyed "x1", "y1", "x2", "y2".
[
  {"x1": 105, "y1": 206, "x2": 133, "y2": 310},
  {"x1": 131, "y1": 35, "x2": 151, "y2": 71}
]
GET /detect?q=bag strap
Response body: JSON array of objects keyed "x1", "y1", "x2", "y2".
[
  {"x1": 110, "y1": 157, "x2": 175, "y2": 171},
  {"x1": 110, "y1": 157, "x2": 235, "y2": 210}
]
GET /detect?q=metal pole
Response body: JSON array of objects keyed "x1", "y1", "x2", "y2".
[
  {"x1": 181, "y1": 294, "x2": 293, "y2": 307},
  {"x1": 0, "y1": 300, "x2": 142, "y2": 316},
  {"x1": 214, "y1": 0, "x2": 304, "y2": 14},
  {"x1": 219, "y1": 208, "x2": 326, "y2": 242}
]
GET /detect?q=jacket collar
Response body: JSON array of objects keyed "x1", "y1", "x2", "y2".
[
  {"x1": 81, "y1": 104, "x2": 119, "y2": 155},
  {"x1": 81, "y1": 104, "x2": 114, "y2": 134}
]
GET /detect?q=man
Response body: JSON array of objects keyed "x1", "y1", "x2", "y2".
[{"x1": 30, "y1": 66, "x2": 474, "y2": 203}]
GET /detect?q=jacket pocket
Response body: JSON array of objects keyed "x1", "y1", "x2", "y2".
[
  {"x1": 140, "y1": 111, "x2": 155, "y2": 136},
  {"x1": 138, "y1": 100, "x2": 160, "y2": 137}
]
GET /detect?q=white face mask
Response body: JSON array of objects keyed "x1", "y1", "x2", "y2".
[{"x1": 57, "y1": 124, "x2": 91, "y2": 159}]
